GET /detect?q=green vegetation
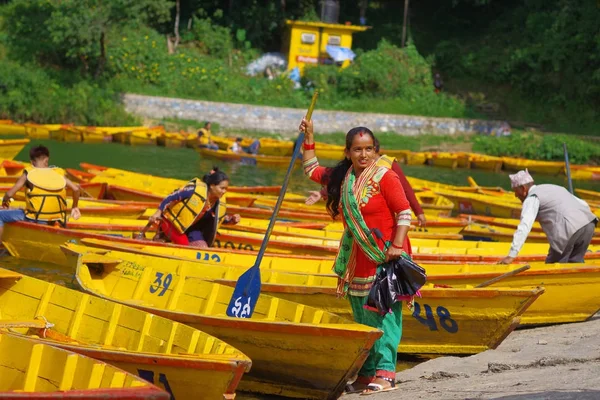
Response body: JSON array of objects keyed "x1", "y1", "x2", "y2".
[
  {"x1": 410, "y1": 0, "x2": 599, "y2": 134},
  {"x1": 0, "y1": 0, "x2": 597, "y2": 135},
  {"x1": 473, "y1": 132, "x2": 600, "y2": 165}
]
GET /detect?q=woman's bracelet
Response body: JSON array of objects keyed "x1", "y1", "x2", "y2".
[
  {"x1": 390, "y1": 242, "x2": 403, "y2": 250},
  {"x1": 303, "y1": 142, "x2": 315, "y2": 151}
]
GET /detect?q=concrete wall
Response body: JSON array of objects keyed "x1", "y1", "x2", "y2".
[{"x1": 123, "y1": 93, "x2": 504, "y2": 136}]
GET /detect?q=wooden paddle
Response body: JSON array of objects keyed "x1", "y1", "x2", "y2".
[
  {"x1": 475, "y1": 264, "x2": 530, "y2": 288},
  {"x1": 134, "y1": 220, "x2": 157, "y2": 240},
  {"x1": 226, "y1": 91, "x2": 319, "y2": 318},
  {"x1": 564, "y1": 143, "x2": 574, "y2": 194}
]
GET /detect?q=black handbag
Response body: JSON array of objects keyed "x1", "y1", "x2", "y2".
[{"x1": 365, "y1": 254, "x2": 427, "y2": 316}]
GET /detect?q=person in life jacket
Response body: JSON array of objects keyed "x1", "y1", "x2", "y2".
[
  {"x1": 148, "y1": 167, "x2": 241, "y2": 248},
  {"x1": 197, "y1": 122, "x2": 218, "y2": 150},
  {"x1": 0, "y1": 145, "x2": 81, "y2": 241}
]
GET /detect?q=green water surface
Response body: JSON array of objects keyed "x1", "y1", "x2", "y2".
[{"x1": 13, "y1": 139, "x2": 600, "y2": 193}]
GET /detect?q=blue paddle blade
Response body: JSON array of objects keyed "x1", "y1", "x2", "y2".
[{"x1": 226, "y1": 265, "x2": 261, "y2": 318}]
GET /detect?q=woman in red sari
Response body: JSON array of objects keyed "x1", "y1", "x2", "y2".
[{"x1": 300, "y1": 118, "x2": 412, "y2": 395}]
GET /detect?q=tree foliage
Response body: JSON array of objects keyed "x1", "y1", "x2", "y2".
[{"x1": 2, "y1": 0, "x2": 171, "y2": 76}]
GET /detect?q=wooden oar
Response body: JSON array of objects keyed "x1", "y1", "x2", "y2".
[
  {"x1": 134, "y1": 220, "x2": 157, "y2": 240},
  {"x1": 475, "y1": 265, "x2": 530, "y2": 288},
  {"x1": 226, "y1": 91, "x2": 319, "y2": 318},
  {"x1": 564, "y1": 143, "x2": 574, "y2": 194}
]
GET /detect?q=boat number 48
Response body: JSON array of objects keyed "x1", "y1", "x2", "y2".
[{"x1": 412, "y1": 302, "x2": 458, "y2": 333}]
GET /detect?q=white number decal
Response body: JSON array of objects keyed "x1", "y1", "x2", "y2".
[{"x1": 230, "y1": 296, "x2": 252, "y2": 318}]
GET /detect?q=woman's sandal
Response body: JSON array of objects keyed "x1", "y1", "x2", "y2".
[
  {"x1": 360, "y1": 376, "x2": 398, "y2": 396},
  {"x1": 344, "y1": 377, "x2": 372, "y2": 395}
]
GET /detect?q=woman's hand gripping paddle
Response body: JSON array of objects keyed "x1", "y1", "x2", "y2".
[{"x1": 226, "y1": 91, "x2": 319, "y2": 318}]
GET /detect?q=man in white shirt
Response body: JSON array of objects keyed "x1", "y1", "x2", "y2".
[
  {"x1": 499, "y1": 169, "x2": 597, "y2": 264},
  {"x1": 230, "y1": 138, "x2": 244, "y2": 153}
]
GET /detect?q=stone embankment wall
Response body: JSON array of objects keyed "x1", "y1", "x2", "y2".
[{"x1": 124, "y1": 93, "x2": 504, "y2": 136}]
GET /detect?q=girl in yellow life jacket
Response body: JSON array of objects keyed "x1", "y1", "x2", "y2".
[
  {"x1": 0, "y1": 145, "x2": 81, "y2": 241},
  {"x1": 148, "y1": 167, "x2": 241, "y2": 248}
]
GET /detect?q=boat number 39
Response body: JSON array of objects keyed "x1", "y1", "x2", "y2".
[
  {"x1": 230, "y1": 296, "x2": 252, "y2": 318},
  {"x1": 149, "y1": 272, "x2": 173, "y2": 297},
  {"x1": 412, "y1": 302, "x2": 458, "y2": 333},
  {"x1": 138, "y1": 369, "x2": 174, "y2": 399}
]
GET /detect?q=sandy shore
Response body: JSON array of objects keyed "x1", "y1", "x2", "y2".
[{"x1": 344, "y1": 313, "x2": 600, "y2": 400}]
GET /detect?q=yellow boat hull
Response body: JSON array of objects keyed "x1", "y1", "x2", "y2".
[
  {"x1": 502, "y1": 157, "x2": 564, "y2": 175},
  {"x1": 69, "y1": 250, "x2": 543, "y2": 356},
  {"x1": 435, "y1": 189, "x2": 522, "y2": 218},
  {"x1": 23, "y1": 123, "x2": 53, "y2": 139},
  {"x1": 65, "y1": 243, "x2": 600, "y2": 326},
  {"x1": 0, "y1": 269, "x2": 251, "y2": 400},
  {"x1": 0, "y1": 122, "x2": 27, "y2": 135},
  {"x1": 198, "y1": 148, "x2": 299, "y2": 167},
  {"x1": 423, "y1": 263, "x2": 600, "y2": 325},
  {"x1": 469, "y1": 154, "x2": 503, "y2": 172},
  {"x1": 157, "y1": 133, "x2": 187, "y2": 148},
  {"x1": 429, "y1": 152, "x2": 458, "y2": 169},
  {"x1": 0, "y1": 139, "x2": 29, "y2": 160},
  {"x1": 0, "y1": 332, "x2": 168, "y2": 399},
  {"x1": 81, "y1": 129, "x2": 114, "y2": 143},
  {"x1": 75, "y1": 260, "x2": 382, "y2": 400},
  {"x1": 126, "y1": 132, "x2": 159, "y2": 146}
]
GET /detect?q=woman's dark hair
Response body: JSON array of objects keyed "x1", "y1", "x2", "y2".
[
  {"x1": 325, "y1": 127, "x2": 376, "y2": 219},
  {"x1": 29, "y1": 145, "x2": 50, "y2": 161},
  {"x1": 203, "y1": 166, "x2": 229, "y2": 186},
  {"x1": 373, "y1": 137, "x2": 380, "y2": 153}
]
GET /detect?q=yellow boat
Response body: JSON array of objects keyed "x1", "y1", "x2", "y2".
[
  {"x1": 459, "y1": 222, "x2": 600, "y2": 245},
  {"x1": 502, "y1": 157, "x2": 564, "y2": 175},
  {"x1": 62, "y1": 126, "x2": 86, "y2": 142},
  {"x1": 462, "y1": 214, "x2": 600, "y2": 236},
  {"x1": 1, "y1": 217, "x2": 582, "y2": 269},
  {"x1": 75, "y1": 259, "x2": 382, "y2": 400},
  {"x1": 252, "y1": 190, "x2": 455, "y2": 219},
  {"x1": 23, "y1": 123, "x2": 55, "y2": 139},
  {"x1": 420, "y1": 262, "x2": 600, "y2": 325},
  {"x1": 157, "y1": 132, "x2": 189, "y2": 148},
  {"x1": 79, "y1": 127, "x2": 115, "y2": 143},
  {"x1": 0, "y1": 331, "x2": 169, "y2": 399},
  {"x1": 230, "y1": 216, "x2": 468, "y2": 236},
  {"x1": 197, "y1": 147, "x2": 299, "y2": 167},
  {"x1": 434, "y1": 189, "x2": 523, "y2": 218},
  {"x1": 429, "y1": 152, "x2": 459, "y2": 169},
  {"x1": 48, "y1": 125, "x2": 85, "y2": 142},
  {"x1": 71, "y1": 251, "x2": 543, "y2": 357},
  {"x1": 79, "y1": 163, "x2": 286, "y2": 198},
  {"x1": 212, "y1": 136, "x2": 298, "y2": 157},
  {"x1": 125, "y1": 131, "x2": 160, "y2": 146},
  {"x1": 0, "y1": 268, "x2": 251, "y2": 399},
  {"x1": 460, "y1": 222, "x2": 600, "y2": 246},
  {"x1": 0, "y1": 139, "x2": 29, "y2": 160},
  {"x1": 469, "y1": 154, "x2": 503, "y2": 172},
  {"x1": 0, "y1": 121, "x2": 27, "y2": 135},
  {"x1": 576, "y1": 188, "x2": 600, "y2": 201},
  {"x1": 9, "y1": 201, "x2": 147, "y2": 219},
  {"x1": 569, "y1": 166, "x2": 600, "y2": 181},
  {"x1": 64, "y1": 243, "x2": 600, "y2": 325}
]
